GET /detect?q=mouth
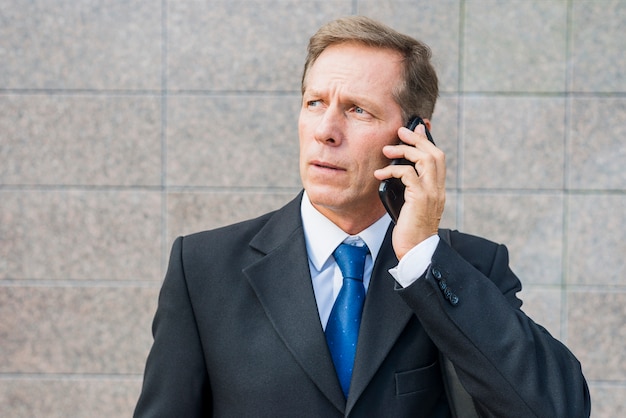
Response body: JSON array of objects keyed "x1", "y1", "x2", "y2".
[{"x1": 310, "y1": 160, "x2": 346, "y2": 171}]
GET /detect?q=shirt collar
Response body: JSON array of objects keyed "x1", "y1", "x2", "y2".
[{"x1": 300, "y1": 191, "x2": 391, "y2": 272}]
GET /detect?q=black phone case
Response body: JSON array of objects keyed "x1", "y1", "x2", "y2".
[{"x1": 378, "y1": 116, "x2": 435, "y2": 223}]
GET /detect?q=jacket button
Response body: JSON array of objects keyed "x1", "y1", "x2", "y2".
[
  {"x1": 432, "y1": 268, "x2": 442, "y2": 280},
  {"x1": 449, "y1": 294, "x2": 459, "y2": 306}
]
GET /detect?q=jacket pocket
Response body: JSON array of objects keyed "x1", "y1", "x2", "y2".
[{"x1": 395, "y1": 361, "x2": 441, "y2": 396}]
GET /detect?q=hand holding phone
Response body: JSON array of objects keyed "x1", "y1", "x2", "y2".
[{"x1": 378, "y1": 116, "x2": 436, "y2": 223}]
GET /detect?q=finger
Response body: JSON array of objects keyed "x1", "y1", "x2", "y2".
[
  {"x1": 398, "y1": 123, "x2": 430, "y2": 147},
  {"x1": 374, "y1": 163, "x2": 419, "y2": 183},
  {"x1": 401, "y1": 126, "x2": 446, "y2": 185},
  {"x1": 381, "y1": 143, "x2": 418, "y2": 160},
  {"x1": 379, "y1": 143, "x2": 436, "y2": 182}
]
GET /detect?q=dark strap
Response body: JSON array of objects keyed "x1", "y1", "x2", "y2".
[
  {"x1": 439, "y1": 354, "x2": 480, "y2": 418},
  {"x1": 438, "y1": 227, "x2": 452, "y2": 247},
  {"x1": 437, "y1": 229, "x2": 480, "y2": 418}
]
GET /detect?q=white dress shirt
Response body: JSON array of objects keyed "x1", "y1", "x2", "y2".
[{"x1": 300, "y1": 192, "x2": 439, "y2": 329}]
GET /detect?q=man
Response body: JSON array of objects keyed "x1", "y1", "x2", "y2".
[{"x1": 135, "y1": 16, "x2": 590, "y2": 417}]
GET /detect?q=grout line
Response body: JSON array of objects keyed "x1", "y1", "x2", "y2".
[
  {"x1": 0, "y1": 279, "x2": 161, "y2": 288},
  {"x1": 0, "y1": 88, "x2": 302, "y2": 97},
  {"x1": 587, "y1": 379, "x2": 626, "y2": 388},
  {"x1": 560, "y1": 0, "x2": 575, "y2": 344},
  {"x1": 0, "y1": 184, "x2": 302, "y2": 192},
  {"x1": 456, "y1": 0, "x2": 466, "y2": 230},
  {"x1": 161, "y1": 0, "x2": 169, "y2": 275},
  {"x1": 0, "y1": 373, "x2": 144, "y2": 381}
]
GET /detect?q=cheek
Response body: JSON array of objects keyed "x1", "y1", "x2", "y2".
[
  {"x1": 297, "y1": 120, "x2": 310, "y2": 156},
  {"x1": 298, "y1": 119, "x2": 313, "y2": 180},
  {"x1": 352, "y1": 145, "x2": 387, "y2": 183},
  {"x1": 364, "y1": 134, "x2": 395, "y2": 166},
  {"x1": 298, "y1": 114, "x2": 315, "y2": 146},
  {"x1": 367, "y1": 152, "x2": 391, "y2": 175}
]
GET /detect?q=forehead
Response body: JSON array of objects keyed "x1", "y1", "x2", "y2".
[{"x1": 304, "y1": 42, "x2": 404, "y2": 99}]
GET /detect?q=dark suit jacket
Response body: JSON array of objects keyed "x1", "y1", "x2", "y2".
[{"x1": 135, "y1": 194, "x2": 590, "y2": 417}]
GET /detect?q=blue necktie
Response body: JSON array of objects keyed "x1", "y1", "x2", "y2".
[{"x1": 325, "y1": 242, "x2": 369, "y2": 398}]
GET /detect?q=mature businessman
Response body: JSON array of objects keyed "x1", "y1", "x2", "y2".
[{"x1": 135, "y1": 16, "x2": 590, "y2": 417}]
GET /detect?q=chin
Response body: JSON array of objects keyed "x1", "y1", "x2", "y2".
[{"x1": 306, "y1": 184, "x2": 342, "y2": 204}]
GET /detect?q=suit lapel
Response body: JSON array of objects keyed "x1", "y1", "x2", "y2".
[
  {"x1": 347, "y1": 224, "x2": 414, "y2": 412},
  {"x1": 242, "y1": 195, "x2": 345, "y2": 412}
]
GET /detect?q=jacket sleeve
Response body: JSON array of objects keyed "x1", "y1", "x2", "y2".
[
  {"x1": 134, "y1": 236, "x2": 212, "y2": 417},
  {"x1": 396, "y1": 231, "x2": 591, "y2": 418}
]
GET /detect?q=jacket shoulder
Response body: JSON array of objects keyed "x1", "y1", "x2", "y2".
[{"x1": 442, "y1": 229, "x2": 509, "y2": 277}]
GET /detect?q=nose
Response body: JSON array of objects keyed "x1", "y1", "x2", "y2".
[{"x1": 314, "y1": 108, "x2": 344, "y2": 146}]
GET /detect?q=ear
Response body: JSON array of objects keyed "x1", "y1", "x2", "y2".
[{"x1": 422, "y1": 118, "x2": 432, "y2": 131}]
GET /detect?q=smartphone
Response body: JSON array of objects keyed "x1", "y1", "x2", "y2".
[{"x1": 378, "y1": 116, "x2": 436, "y2": 223}]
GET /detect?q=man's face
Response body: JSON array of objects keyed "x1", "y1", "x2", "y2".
[{"x1": 299, "y1": 42, "x2": 404, "y2": 228}]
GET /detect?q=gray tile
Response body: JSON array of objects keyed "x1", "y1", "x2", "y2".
[
  {"x1": 0, "y1": 377, "x2": 141, "y2": 418},
  {"x1": 440, "y1": 190, "x2": 458, "y2": 231},
  {"x1": 571, "y1": 1, "x2": 626, "y2": 92},
  {"x1": 566, "y1": 194, "x2": 626, "y2": 286},
  {"x1": 462, "y1": 192, "x2": 564, "y2": 286},
  {"x1": 0, "y1": 0, "x2": 623, "y2": 410},
  {"x1": 569, "y1": 98, "x2": 626, "y2": 190},
  {"x1": 462, "y1": 96, "x2": 566, "y2": 189},
  {"x1": 568, "y1": 290, "x2": 626, "y2": 381},
  {"x1": 518, "y1": 286, "x2": 562, "y2": 340},
  {"x1": 0, "y1": 285, "x2": 159, "y2": 374},
  {"x1": 358, "y1": 0, "x2": 461, "y2": 93},
  {"x1": 0, "y1": 190, "x2": 162, "y2": 281},
  {"x1": 167, "y1": 1, "x2": 352, "y2": 91},
  {"x1": 167, "y1": 95, "x2": 301, "y2": 188},
  {"x1": 588, "y1": 383, "x2": 626, "y2": 418},
  {"x1": 432, "y1": 96, "x2": 460, "y2": 190},
  {"x1": 464, "y1": 0, "x2": 567, "y2": 92},
  {"x1": 167, "y1": 190, "x2": 297, "y2": 245},
  {"x1": 0, "y1": 95, "x2": 161, "y2": 186},
  {"x1": 0, "y1": 1, "x2": 161, "y2": 90}
]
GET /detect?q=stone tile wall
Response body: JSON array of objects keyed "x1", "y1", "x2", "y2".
[{"x1": 1, "y1": 1, "x2": 624, "y2": 416}]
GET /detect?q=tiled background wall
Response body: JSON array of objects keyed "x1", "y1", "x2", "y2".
[{"x1": 1, "y1": 0, "x2": 624, "y2": 416}]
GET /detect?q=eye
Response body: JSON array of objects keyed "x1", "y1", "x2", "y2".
[
  {"x1": 350, "y1": 105, "x2": 372, "y2": 118},
  {"x1": 307, "y1": 99, "x2": 322, "y2": 108}
]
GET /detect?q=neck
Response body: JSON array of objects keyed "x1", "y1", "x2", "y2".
[{"x1": 312, "y1": 202, "x2": 387, "y2": 235}]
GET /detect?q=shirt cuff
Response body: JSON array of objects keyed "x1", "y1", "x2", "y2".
[{"x1": 388, "y1": 235, "x2": 440, "y2": 288}]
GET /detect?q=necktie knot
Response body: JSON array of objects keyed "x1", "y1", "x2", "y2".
[{"x1": 333, "y1": 242, "x2": 369, "y2": 282}]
